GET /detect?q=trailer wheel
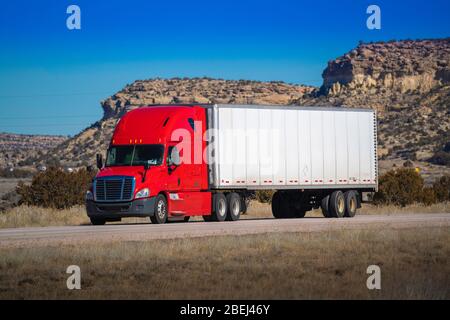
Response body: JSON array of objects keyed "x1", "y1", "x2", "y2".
[
  {"x1": 293, "y1": 208, "x2": 306, "y2": 218},
  {"x1": 90, "y1": 217, "x2": 106, "y2": 225},
  {"x1": 226, "y1": 193, "x2": 241, "y2": 221},
  {"x1": 321, "y1": 194, "x2": 331, "y2": 218},
  {"x1": 271, "y1": 192, "x2": 294, "y2": 219},
  {"x1": 150, "y1": 194, "x2": 168, "y2": 224},
  {"x1": 344, "y1": 191, "x2": 358, "y2": 218},
  {"x1": 329, "y1": 191, "x2": 345, "y2": 218},
  {"x1": 271, "y1": 192, "x2": 283, "y2": 218},
  {"x1": 211, "y1": 193, "x2": 227, "y2": 222}
]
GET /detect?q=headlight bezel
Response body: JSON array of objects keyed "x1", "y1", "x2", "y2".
[
  {"x1": 135, "y1": 188, "x2": 150, "y2": 199},
  {"x1": 85, "y1": 190, "x2": 94, "y2": 201}
]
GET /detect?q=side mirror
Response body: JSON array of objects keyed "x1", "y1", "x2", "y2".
[
  {"x1": 143, "y1": 160, "x2": 151, "y2": 170},
  {"x1": 96, "y1": 154, "x2": 103, "y2": 169},
  {"x1": 169, "y1": 148, "x2": 181, "y2": 166},
  {"x1": 142, "y1": 160, "x2": 151, "y2": 182}
]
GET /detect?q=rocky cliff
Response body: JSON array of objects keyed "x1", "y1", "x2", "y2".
[
  {"x1": 303, "y1": 38, "x2": 449, "y2": 109},
  {"x1": 0, "y1": 133, "x2": 67, "y2": 168},
  {"x1": 297, "y1": 38, "x2": 450, "y2": 165}
]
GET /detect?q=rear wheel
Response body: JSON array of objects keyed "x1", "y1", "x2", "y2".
[
  {"x1": 293, "y1": 208, "x2": 306, "y2": 218},
  {"x1": 329, "y1": 191, "x2": 345, "y2": 218},
  {"x1": 150, "y1": 194, "x2": 168, "y2": 224},
  {"x1": 271, "y1": 191, "x2": 284, "y2": 218},
  {"x1": 344, "y1": 191, "x2": 358, "y2": 218},
  {"x1": 90, "y1": 217, "x2": 106, "y2": 225},
  {"x1": 271, "y1": 192, "x2": 295, "y2": 219},
  {"x1": 321, "y1": 194, "x2": 331, "y2": 218},
  {"x1": 226, "y1": 193, "x2": 241, "y2": 221},
  {"x1": 210, "y1": 193, "x2": 227, "y2": 222}
]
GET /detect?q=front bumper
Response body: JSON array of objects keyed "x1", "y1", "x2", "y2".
[{"x1": 86, "y1": 197, "x2": 156, "y2": 219}]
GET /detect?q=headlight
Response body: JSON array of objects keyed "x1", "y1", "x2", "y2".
[
  {"x1": 135, "y1": 188, "x2": 150, "y2": 199},
  {"x1": 85, "y1": 190, "x2": 94, "y2": 201}
]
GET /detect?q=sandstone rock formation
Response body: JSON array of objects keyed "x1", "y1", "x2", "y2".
[{"x1": 297, "y1": 38, "x2": 450, "y2": 164}]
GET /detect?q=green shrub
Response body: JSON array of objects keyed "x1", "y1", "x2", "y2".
[
  {"x1": 433, "y1": 175, "x2": 450, "y2": 202},
  {"x1": 421, "y1": 187, "x2": 437, "y2": 206},
  {"x1": 255, "y1": 190, "x2": 275, "y2": 204},
  {"x1": 17, "y1": 167, "x2": 95, "y2": 209},
  {"x1": 374, "y1": 168, "x2": 425, "y2": 206}
]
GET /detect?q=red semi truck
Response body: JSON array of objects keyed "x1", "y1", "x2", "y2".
[{"x1": 86, "y1": 104, "x2": 378, "y2": 225}]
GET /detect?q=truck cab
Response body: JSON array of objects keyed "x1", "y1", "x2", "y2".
[{"x1": 86, "y1": 105, "x2": 212, "y2": 225}]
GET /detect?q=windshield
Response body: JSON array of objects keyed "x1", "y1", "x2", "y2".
[{"x1": 106, "y1": 144, "x2": 164, "y2": 167}]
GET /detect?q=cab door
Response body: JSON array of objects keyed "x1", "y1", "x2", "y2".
[
  {"x1": 165, "y1": 145, "x2": 181, "y2": 192},
  {"x1": 165, "y1": 145, "x2": 185, "y2": 215}
]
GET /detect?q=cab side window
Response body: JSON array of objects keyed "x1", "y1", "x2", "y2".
[
  {"x1": 188, "y1": 118, "x2": 195, "y2": 131},
  {"x1": 167, "y1": 146, "x2": 174, "y2": 165}
]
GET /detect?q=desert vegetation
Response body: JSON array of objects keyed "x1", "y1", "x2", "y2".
[
  {"x1": 0, "y1": 226, "x2": 448, "y2": 299},
  {"x1": 16, "y1": 167, "x2": 95, "y2": 209},
  {"x1": 374, "y1": 168, "x2": 450, "y2": 206}
]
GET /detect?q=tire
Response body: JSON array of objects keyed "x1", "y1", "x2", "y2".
[
  {"x1": 293, "y1": 208, "x2": 306, "y2": 218},
  {"x1": 344, "y1": 191, "x2": 358, "y2": 218},
  {"x1": 210, "y1": 193, "x2": 227, "y2": 222},
  {"x1": 291, "y1": 197, "x2": 307, "y2": 218},
  {"x1": 90, "y1": 217, "x2": 106, "y2": 225},
  {"x1": 184, "y1": 216, "x2": 191, "y2": 222},
  {"x1": 226, "y1": 193, "x2": 241, "y2": 221},
  {"x1": 329, "y1": 191, "x2": 345, "y2": 218},
  {"x1": 150, "y1": 194, "x2": 168, "y2": 224},
  {"x1": 271, "y1": 192, "x2": 295, "y2": 219},
  {"x1": 271, "y1": 191, "x2": 283, "y2": 219},
  {"x1": 321, "y1": 194, "x2": 331, "y2": 218}
]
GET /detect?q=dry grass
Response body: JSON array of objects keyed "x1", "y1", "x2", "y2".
[
  {"x1": 0, "y1": 226, "x2": 448, "y2": 299},
  {"x1": 0, "y1": 205, "x2": 89, "y2": 228},
  {"x1": 359, "y1": 202, "x2": 450, "y2": 215}
]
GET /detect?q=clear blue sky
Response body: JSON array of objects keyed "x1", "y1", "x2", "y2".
[{"x1": 0, "y1": 0, "x2": 449, "y2": 135}]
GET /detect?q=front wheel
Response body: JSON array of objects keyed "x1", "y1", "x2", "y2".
[{"x1": 150, "y1": 194, "x2": 168, "y2": 224}]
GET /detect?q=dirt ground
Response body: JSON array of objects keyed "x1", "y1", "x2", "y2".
[{"x1": 0, "y1": 226, "x2": 448, "y2": 299}]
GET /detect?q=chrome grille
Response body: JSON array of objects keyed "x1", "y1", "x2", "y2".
[{"x1": 94, "y1": 177, "x2": 135, "y2": 202}]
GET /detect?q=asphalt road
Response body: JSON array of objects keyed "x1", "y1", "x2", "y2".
[{"x1": 0, "y1": 213, "x2": 449, "y2": 248}]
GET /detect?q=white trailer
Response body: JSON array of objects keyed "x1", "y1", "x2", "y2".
[{"x1": 206, "y1": 104, "x2": 378, "y2": 218}]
